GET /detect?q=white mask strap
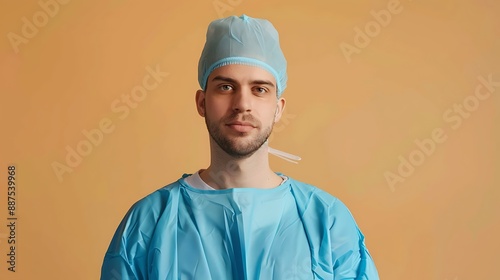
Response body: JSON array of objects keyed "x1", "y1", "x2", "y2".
[{"x1": 268, "y1": 147, "x2": 301, "y2": 164}]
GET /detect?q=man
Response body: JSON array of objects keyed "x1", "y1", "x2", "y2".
[{"x1": 101, "y1": 14, "x2": 379, "y2": 279}]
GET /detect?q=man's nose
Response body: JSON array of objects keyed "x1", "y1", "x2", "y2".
[{"x1": 231, "y1": 87, "x2": 252, "y2": 113}]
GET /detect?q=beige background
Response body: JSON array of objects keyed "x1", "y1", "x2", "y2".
[{"x1": 0, "y1": 0, "x2": 499, "y2": 279}]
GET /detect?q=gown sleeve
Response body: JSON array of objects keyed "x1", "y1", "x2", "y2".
[
  {"x1": 329, "y1": 199, "x2": 379, "y2": 280},
  {"x1": 100, "y1": 193, "x2": 164, "y2": 280}
]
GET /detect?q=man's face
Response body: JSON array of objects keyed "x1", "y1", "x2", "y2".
[{"x1": 196, "y1": 64, "x2": 286, "y2": 158}]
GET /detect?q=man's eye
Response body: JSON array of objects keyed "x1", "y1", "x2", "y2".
[
  {"x1": 255, "y1": 87, "x2": 267, "y2": 94},
  {"x1": 220, "y1": 85, "x2": 233, "y2": 91}
]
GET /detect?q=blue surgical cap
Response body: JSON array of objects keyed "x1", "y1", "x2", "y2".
[{"x1": 198, "y1": 15, "x2": 288, "y2": 97}]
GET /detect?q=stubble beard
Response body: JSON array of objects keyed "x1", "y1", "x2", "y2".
[{"x1": 205, "y1": 113, "x2": 274, "y2": 158}]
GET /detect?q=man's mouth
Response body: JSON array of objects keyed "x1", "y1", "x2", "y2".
[{"x1": 226, "y1": 121, "x2": 256, "y2": 133}]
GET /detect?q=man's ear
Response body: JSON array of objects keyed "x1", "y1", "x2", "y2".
[
  {"x1": 274, "y1": 97, "x2": 286, "y2": 122},
  {"x1": 195, "y1": 89, "x2": 206, "y2": 117}
]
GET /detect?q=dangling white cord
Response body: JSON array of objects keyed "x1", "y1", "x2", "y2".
[{"x1": 268, "y1": 147, "x2": 301, "y2": 164}]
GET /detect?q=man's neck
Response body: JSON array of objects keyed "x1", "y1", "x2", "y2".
[{"x1": 199, "y1": 142, "x2": 283, "y2": 190}]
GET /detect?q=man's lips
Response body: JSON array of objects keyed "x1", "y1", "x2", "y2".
[
  {"x1": 226, "y1": 121, "x2": 256, "y2": 133},
  {"x1": 226, "y1": 121, "x2": 256, "y2": 127}
]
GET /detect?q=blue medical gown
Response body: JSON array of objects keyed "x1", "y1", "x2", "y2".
[{"x1": 101, "y1": 174, "x2": 379, "y2": 279}]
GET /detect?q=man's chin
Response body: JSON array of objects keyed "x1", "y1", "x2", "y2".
[
  {"x1": 222, "y1": 143, "x2": 258, "y2": 157},
  {"x1": 218, "y1": 138, "x2": 266, "y2": 158}
]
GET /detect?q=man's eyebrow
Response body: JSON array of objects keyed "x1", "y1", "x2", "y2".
[
  {"x1": 211, "y1": 76, "x2": 276, "y2": 88},
  {"x1": 211, "y1": 76, "x2": 237, "y2": 83},
  {"x1": 250, "y1": 80, "x2": 275, "y2": 88}
]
